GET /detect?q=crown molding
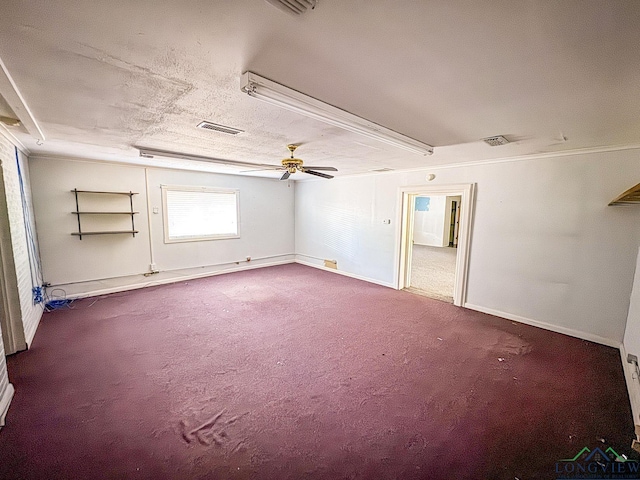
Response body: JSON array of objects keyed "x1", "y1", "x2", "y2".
[
  {"x1": 0, "y1": 124, "x2": 29, "y2": 155},
  {"x1": 314, "y1": 142, "x2": 640, "y2": 182}
]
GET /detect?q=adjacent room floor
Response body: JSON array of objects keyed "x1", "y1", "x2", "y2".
[
  {"x1": 409, "y1": 244, "x2": 457, "y2": 302},
  {"x1": 0, "y1": 264, "x2": 636, "y2": 479}
]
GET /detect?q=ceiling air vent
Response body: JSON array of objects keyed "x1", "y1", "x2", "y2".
[
  {"x1": 483, "y1": 135, "x2": 510, "y2": 147},
  {"x1": 196, "y1": 121, "x2": 244, "y2": 136},
  {"x1": 264, "y1": 0, "x2": 317, "y2": 16}
]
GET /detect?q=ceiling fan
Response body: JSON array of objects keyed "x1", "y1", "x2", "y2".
[
  {"x1": 246, "y1": 145, "x2": 338, "y2": 180},
  {"x1": 136, "y1": 144, "x2": 337, "y2": 180},
  {"x1": 278, "y1": 144, "x2": 337, "y2": 180}
]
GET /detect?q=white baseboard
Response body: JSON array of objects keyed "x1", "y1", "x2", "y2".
[
  {"x1": 464, "y1": 303, "x2": 621, "y2": 348},
  {"x1": 294, "y1": 258, "x2": 395, "y2": 288},
  {"x1": 63, "y1": 259, "x2": 295, "y2": 300},
  {"x1": 620, "y1": 343, "x2": 640, "y2": 439},
  {"x1": 0, "y1": 382, "x2": 15, "y2": 428}
]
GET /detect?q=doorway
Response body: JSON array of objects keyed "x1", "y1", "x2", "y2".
[
  {"x1": 0, "y1": 171, "x2": 26, "y2": 355},
  {"x1": 407, "y1": 195, "x2": 460, "y2": 302},
  {"x1": 396, "y1": 184, "x2": 475, "y2": 307}
]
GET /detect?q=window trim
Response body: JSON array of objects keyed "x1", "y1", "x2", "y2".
[{"x1": 161, "y1": 185, "x2": 240, "y2": 244}]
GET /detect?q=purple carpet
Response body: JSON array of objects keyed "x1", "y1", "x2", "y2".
[{"x1": 0, "y1": 264, "x2": 636, "y2": 479}]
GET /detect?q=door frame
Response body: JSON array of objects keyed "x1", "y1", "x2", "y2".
[
  {"x1": 394, "y1": 183, "x2": 475, "y2": 306},
  {"x1": 0, "y1": 169, "x2": 26, "y2": 355}
]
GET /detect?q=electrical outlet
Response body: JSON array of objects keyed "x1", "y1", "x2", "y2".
[{"x1": 383, "y1": 219, "x2": 391, "y2": 224}]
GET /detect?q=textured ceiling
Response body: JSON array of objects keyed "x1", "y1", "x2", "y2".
[{"x1": 0, "y1": 1, "x2": 639, "y2": 179}]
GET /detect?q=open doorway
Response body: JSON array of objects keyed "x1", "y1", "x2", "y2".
[
  {"x1": 396, "y1": 184, "x2": 475, "y2": 307},
  {"x1": 408, "y1": 195, "x2": 460, "y2": 302}
]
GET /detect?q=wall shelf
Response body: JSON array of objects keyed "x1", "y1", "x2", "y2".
[
  {"x1": 71, "y1": 189, "x2": 139, "y2": 239},
  {"x1": 72, "y1": 230, "x2": 139, "y2": 236},
  {"x1": 73, "y1": 190, "x2": 137, "y2": 195},
  {"x1": 609, "y1": 183, "x2": 640, "y2": 206}
]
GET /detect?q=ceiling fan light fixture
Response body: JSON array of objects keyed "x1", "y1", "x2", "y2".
[{"x1": 240, "y1": 72, "x2": 434, "y2": 156}]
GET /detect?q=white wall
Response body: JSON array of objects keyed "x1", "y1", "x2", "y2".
[
  {"x1": 413, "y1": 195, "x2": 447, "y2": 247},
  {"x1": 0, "y1": 131, "x2": 43, "y2": 352},
  {"x1": 146, "y1": 168, "x2": 293, "y2": 272},
  {"x1": 29, "y1": 157, "x2": 295, "y2": 297},
  {"x1": 296, "y1": 147, "x2": 640, "y2": 346}
]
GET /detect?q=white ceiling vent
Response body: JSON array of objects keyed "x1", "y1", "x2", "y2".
[
  {"x1": 196, "y1": 121, "x2": 244, "y2": 135},
  {"x1": 264, "y1": 0, "x2": 317, "y2": 16},
  {"x1": 483, "y1": 135, "x2": 510, "y2": 146}
]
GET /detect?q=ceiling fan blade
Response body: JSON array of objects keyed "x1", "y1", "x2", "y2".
[
  {"x1": 302, "y1": 169, "x2": 334, "y2": 179},
  {"x1": 301, "y1": 166, "x2": 338, "y2": 171},
  {"x1": 280, "y1": 171, "x2": 291, "y2": 180}
]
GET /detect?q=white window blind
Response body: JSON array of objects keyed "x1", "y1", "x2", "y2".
[{"x1": 161, "y1": 186, "x2": 239, "y2": 243}]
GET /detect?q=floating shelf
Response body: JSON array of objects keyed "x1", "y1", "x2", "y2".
[
  {"x1": 72, "y1": 230, "x2": 140, "y2": 236},
  {"x1": 73, "y1": 190, "x2": 139, "y2": 195},
  {"x1": 609, "y1": 183, "x2": 640, "y2": 206},
  {"x1": 71, "y1": 189, "x2": 139, "y2": 239}
]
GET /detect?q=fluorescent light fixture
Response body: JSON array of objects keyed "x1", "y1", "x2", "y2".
[
  {"x1": 240, "y1": 71, "x2": 433, "y2": 156},
  {"x1": 136, "y1": 147, "x2": 276, "y2": 169}
]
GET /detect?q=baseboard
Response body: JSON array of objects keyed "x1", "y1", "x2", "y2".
[
  {"x1": 0, "y1": 382, "x2": 15, "y2": 428},
  {"x1": 619, "y1": 343, "x2": 640, "y2": 441},
  {"x1": 464, "y1": 303, "x2": 621, "y2": 348},
  {"x1": 294, "y1": 258, "x2": 395, "y2": 288},
  {"x1": 63, "y1": 259, "x2": 295, "y2": 300}
]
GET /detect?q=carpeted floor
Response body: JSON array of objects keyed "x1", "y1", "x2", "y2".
[
  {"x1": 0, "y1": 264, "x2": 636, "y2": 479},
  {"x1": 409, "y1": 245, "x2": 457, "y2": 302}
]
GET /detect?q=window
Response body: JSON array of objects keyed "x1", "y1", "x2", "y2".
[{"x1": 161, "y1": 185, "x2": 239, "y2": 243}]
